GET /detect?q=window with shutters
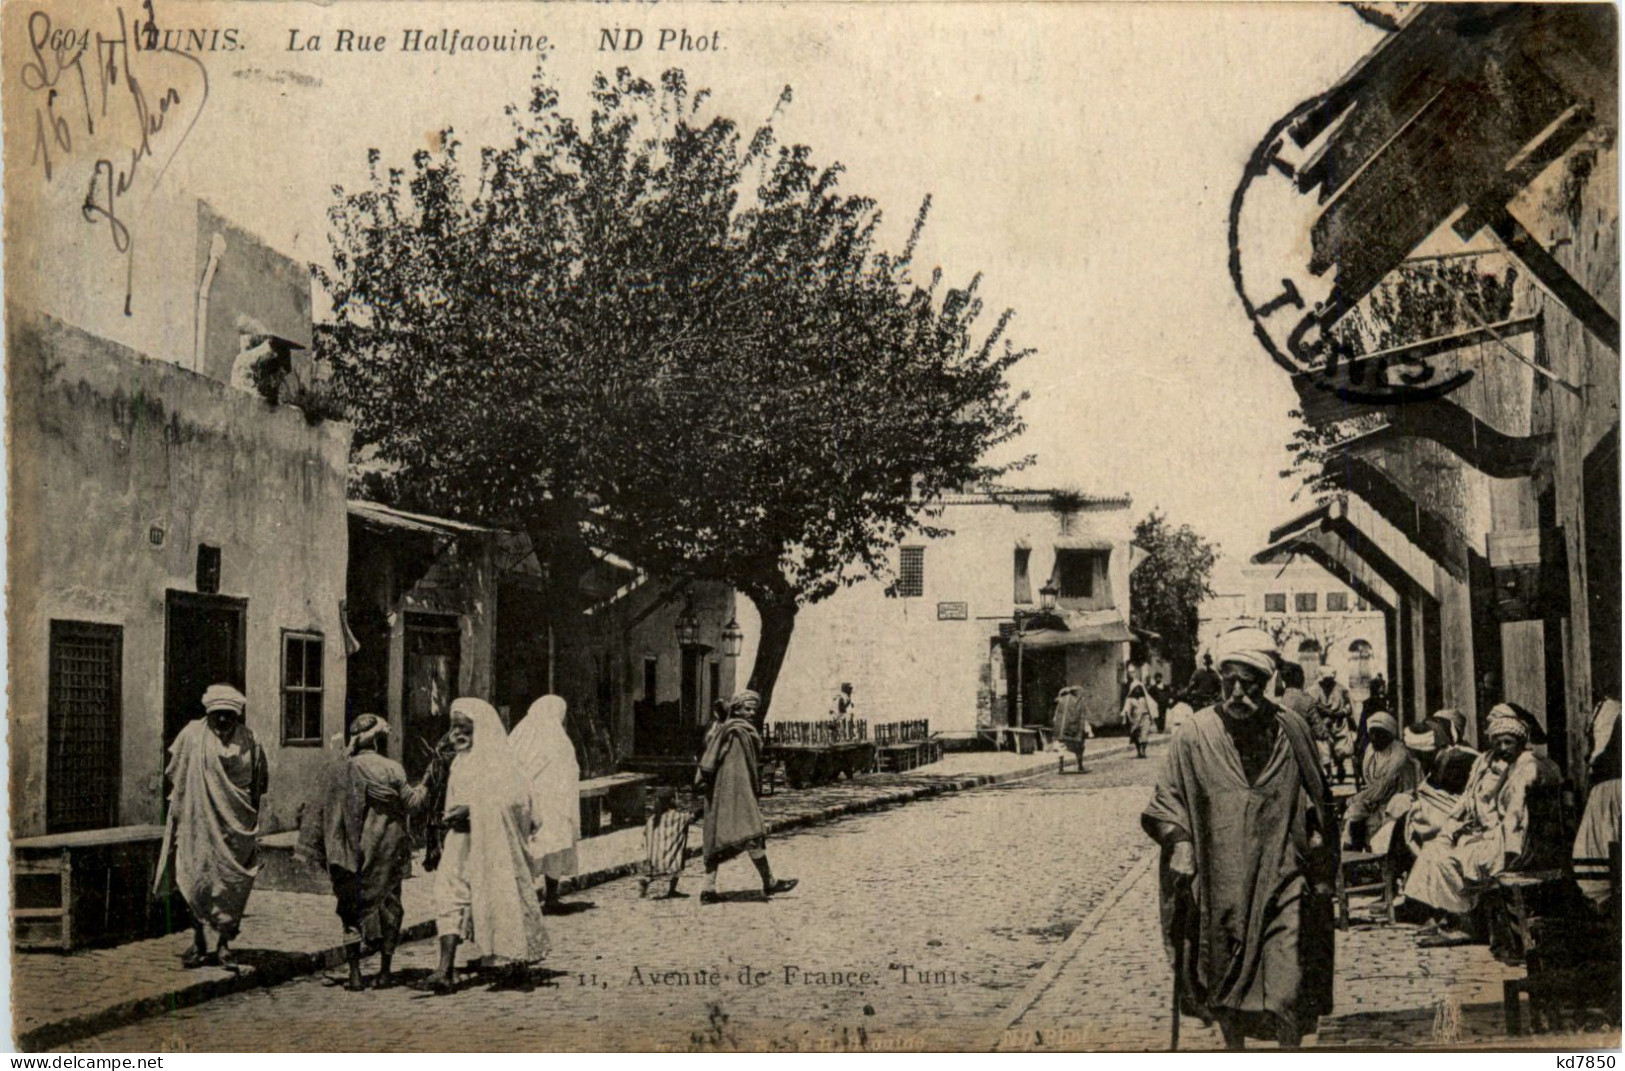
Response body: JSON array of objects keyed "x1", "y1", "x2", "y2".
[
  {"x1": 1295, "y1": 592, "x2": 1319, "y2": 613},
  {"x1": 1013, "y1": 547, "x2": 1032, "y2": 604},
  {"x1": 47, "y1": 621, "x2": 122, "y2": 833},
  {"x1": 1326, "y1": 591, "x2": 1349, "y2": 612},
  {"x1": 282, "y1": 630, "x2": 325, "y2": 745},
  {"x1": 1263, "y1": 592, "x2": 1287, "y2": 613},
  {"x1": 898, "y1": 546, "x2": 925, "y2": 598}
]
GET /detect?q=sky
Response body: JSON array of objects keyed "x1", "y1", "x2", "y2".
[{"x1": 4, "y1": 1, "x2": 1383, "y2": 563}]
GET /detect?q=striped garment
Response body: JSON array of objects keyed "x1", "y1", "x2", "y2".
[{"x1": 644, "y1": 809, "x2": 691, "y2": 878}]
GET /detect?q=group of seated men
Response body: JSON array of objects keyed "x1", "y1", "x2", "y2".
[{"x1": 1333, "y1": 696, "x2": 1620, "y2": 948}]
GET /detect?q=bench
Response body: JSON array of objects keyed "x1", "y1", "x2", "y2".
[
  {"x1": 12, "y1": 826, "x2": 186, "y2": 950},
  {"x1": 979, "y1": 727, "x2": 1044, "y2": 754},
  {"x1": 579, "y1": 773, "x2": 656, "y2": 837}
]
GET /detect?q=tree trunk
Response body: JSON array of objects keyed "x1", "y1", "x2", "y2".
[
  {"x1": 744, "y1": 585, "x2": 799, "y2": 719},
  {"x1": 524, "y1": 498, "x2": 609, "y2": 770}
]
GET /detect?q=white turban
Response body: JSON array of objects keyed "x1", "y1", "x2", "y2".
[
  {"x1": 1213, "y1": 626, "x2": 1279, "y2": 677},
  {"x1": 1366, "y1": 712, "x2": 1398, "y2": 739},
  {"x1": 1487, "y1": 704, "x2": 1529, "y2": 743},
  {"x1": 202, "y1": 683, "x2": 246, "y2": 715}
]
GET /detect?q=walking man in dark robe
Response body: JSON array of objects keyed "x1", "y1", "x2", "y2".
[
  {"x1": 696, "y1": 691, "x2": 797, "y2": 904},
  {"x1": 1142, "y1": 627, "x2": 1337, "y2": 1049},
  {"x1": 299, "y1": 714, "x2": 432, "y2": 990}
]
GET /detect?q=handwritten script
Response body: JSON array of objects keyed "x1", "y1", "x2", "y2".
[{"x1": 21, "y1": 1, "x2": 209, "y2": 315}]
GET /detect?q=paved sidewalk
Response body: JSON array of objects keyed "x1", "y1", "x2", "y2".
[
  {"x1": 996, "y1": 843, "x2": 1614, "y2": 1051},
  {"x1": 13, "y1": 741, "x2": 1134, "y2": 1051}
]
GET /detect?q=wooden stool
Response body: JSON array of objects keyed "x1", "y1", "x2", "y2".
[{"x1": 1334, "y1": 850, "x2": 1395, "y2": 929}]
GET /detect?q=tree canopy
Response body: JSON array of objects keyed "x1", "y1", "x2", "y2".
[
  {"x1": 1130, "y1": 510, "x2": 1219, "y2": 683},
  {"x1": 319, "y1": 65, "x2": 1030, "y2": 711}
]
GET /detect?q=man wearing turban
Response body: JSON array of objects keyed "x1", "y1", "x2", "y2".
[
  {"x1": 299, "y1": 714, "x2": 433, "y2": 989},
  {"x1": 1142, "y1": 626, "x2": 1337, "y2": 1048},
  {"x1": 158, "y1": 683, "x2": 269, "y2": 970},
  {"x1": 1404, "y1": 703, "x2": 1560, "y2": 945},
  {"x1": 1342, "y1": 711, "x2": 1417, "y2": 852},
  {"x1": 695, "y1": 691, "x2": 797, "y2": 903}
]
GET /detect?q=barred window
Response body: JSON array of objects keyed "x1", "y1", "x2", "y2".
[
  {"x1": 282, "y1": 630, "x2": 325, "y2": 745},
  {"x1": 898, "y1": 547, "x2": 925, "y2": 598},
  {"x1": 48, "y1": 621, "x2": 122, "y2": 833},
  {"x1": 1295, "y1": 592, "x2": 1319, "y2": 613},
  {"x1": 1326, "y1": 592, "x2": 1349, "y2": 613},
  {"x1": 1263, "y1": 593, "x2": 1287, "y2": 613}
]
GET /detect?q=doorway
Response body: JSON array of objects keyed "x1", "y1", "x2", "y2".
[
  {"x1": 403, "y1": 612, "x2": 460, "y2": 778},
  {"x1": 164, "y1": 591, "x2": 247, "y2": 755}
]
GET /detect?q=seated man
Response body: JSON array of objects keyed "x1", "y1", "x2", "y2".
[
  {"x1": 1404, "y1": 704, "x2": 1559, "y2": 945},
  {"x1": 1342, "y1": 712, "x2": 1416, "y2": 852},
  {"x1": 1380, "y1": 715, "x2": 1477, "y2": 889}
]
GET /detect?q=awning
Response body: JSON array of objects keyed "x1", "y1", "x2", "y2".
[
  {"x1": 1015, "y1": 609, "x2": 1133, "y2": 649},
  {"x1": 1049, "y1": 535, "x2": 1114, "y2": 552},
  {"x1": 348, "y1": 500, "x2": 495, "y2": 537}
]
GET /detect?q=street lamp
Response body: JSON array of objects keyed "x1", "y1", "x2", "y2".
[
  {"x1": 721, "y1": 616, "x2": 744, "y2": 658},
  {"x1": 675, "y1": 598, "x2": 699, "y2": 648},
  {"x1": 1038, "y1": 580, "x2": 1058, "y2": 613}
]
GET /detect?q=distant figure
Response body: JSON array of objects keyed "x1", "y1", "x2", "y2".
[
  {"x1": 1150, "y1": 673, "x2": 1172, "y2": 732},
  {"x1": 419, "y1": 699, "x2": 549, "y2": 992},
  {"x1": 299, "y1": 714, "x2": 433, "y2": 990},
  {"x1": 1356, "y1": 676, "x2": 1391, "y2": 780},
  {"x1": 1311, "y1": 669, "x2": 1355, "y2": 783},
  {"x1": 640, "y1": 788, "x2": 697, "y2": 899},
  {"x1": 1181, "y1": 654, "x2": 1222, "y2": 710},
  {"x1": 1142, "y1": 626, "x2": 1336, "y2": 1049},
  {"x1": 830, "y1": 681, "x2": 857, "y2": 722},
  {"x1": 1277, "y1": 661, "x2": 1314, "y2": 720},
  {"x1": 510, "y1": 695, "x2": 581, "y2": 913},
  {"x1": 697, "y1": 691, "x2": 797, "y2": 904},
  {"x1": 160, "y1": 684, "x2": 269, "y2": 971},
  {"x1": 1052, "y1": 686, "x2": 1094, "y2": 772},
  {"x1": 1122, "y1": 682, "x2": 1159, "y2": 758}
]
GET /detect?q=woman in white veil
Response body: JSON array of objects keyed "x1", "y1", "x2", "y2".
[
  {"x1": 510, "y1": 694, "x2": 581, "y2": 911},
  {"x1": 419, "y1": 698, "x2": 548, "y2": 991}
]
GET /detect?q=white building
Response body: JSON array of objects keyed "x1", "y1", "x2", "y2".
[
  {"x1": 766, "y1": 488, "x2": 1138, "y2": 736},
  {"x1": 1199, "y1": 558, "x2": 1389, "y2": 701}
]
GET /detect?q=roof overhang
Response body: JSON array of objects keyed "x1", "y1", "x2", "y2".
[
  {"x1": 348, "y1": 500, "x2": 494, "y2": 538},
  {"x1": 1016, "y1": 609, "x2": 1134, "y2": 649}
]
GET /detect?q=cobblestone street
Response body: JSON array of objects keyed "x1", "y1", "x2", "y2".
[
  {"x1": 56, "y1": 749, "x2": 1618, "y2": 1052},
  {"x1": 73, "y1": 755, "x2": 1161, "y2": 1052}
]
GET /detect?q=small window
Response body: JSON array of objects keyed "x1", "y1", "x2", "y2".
[
  {"x1": 1053, "y1": 550, "x2": 1095, "y2": 599},
  {"x1": 1263, "y1": 593, "x2": 1287, "y2": 613},
  {"x1": 281, "y1": 630, "x2": 325, "y2": 744},
  {"x1": 1295, "y1": 592, "x2": 1318, "y2": 613},
  {"x1": 898, "y1": 547, "x2": 925, "y2": 598},
  {"x1": 1013, "y1": 547, "x2": 1032, "y2": 605},
  {"x1": 1326, "y1": 592, "x2": 1349, "y2": 613},
  {"x1": 1355, "y1": 594, "x2": 1371, "y2": 611}
]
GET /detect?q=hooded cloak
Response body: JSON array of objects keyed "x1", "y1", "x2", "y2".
[
  {"x1": 439, "y1": 699, "x2": 549, "y2": 963},
  {"x1": 510, "y1": 695, "x2": 581, "y2": 881}
]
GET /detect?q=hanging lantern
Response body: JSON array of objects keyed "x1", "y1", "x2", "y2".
[
  {"x1": 675, "y1": 599, "x2": 700, "y2": 648},
  {"x1": 721, "y1": 616, "x2": 744, "y2": 658},
  {"x1": 1039, "y1": 580, "x2": 1059, "y2": 613}
]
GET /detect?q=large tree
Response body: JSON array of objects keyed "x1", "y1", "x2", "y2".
[
  {"x1": 1130, "y1": 510, "x2": 1219, "y2": 685},
  {"x1": 319, "y1": 65, "x2": 1029, "y2": 715}
]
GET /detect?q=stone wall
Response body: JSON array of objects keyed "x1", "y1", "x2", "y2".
[{"x1": 7, "y1": 307, "x2": 351, "y2": 835}]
